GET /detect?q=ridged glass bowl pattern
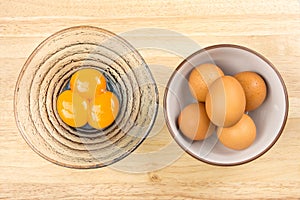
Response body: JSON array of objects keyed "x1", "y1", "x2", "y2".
[{"x1": 14, "y1": 26, "x2": 158, "y2": 169}]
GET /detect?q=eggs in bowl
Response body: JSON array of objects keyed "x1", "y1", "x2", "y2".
[{"x1": 164, "y1": 44, "x2": 288, "y2": 166}]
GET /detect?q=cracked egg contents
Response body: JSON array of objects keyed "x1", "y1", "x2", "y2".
[
  {"x1": 56, "y1": 69, "x2": 119, "y2": 129},
  {"x1": 178, "y1": 63, "x2": 267, "y2": 150}
]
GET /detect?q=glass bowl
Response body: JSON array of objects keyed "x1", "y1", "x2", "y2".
[{"x1": 14, "y1": 26, "x2": 158, "y2": 169}]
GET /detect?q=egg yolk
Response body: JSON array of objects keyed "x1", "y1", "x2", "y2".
[
  {"x1": 70, "y1": 68, "x2": 106, "y2": 100},
  {"x1": 88, "y1": 91, "x2": 119, "y2": 129},
  {"x1": 56, "y1": 90, "x2": 88, "y2": 127}
]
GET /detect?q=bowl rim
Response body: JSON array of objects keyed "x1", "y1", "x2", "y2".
[
  {"x1": 163, "y1": 43, "x2": 289, "y2": 166},
  {"x1": 14, "y1": 25, "x2": 159, "y2": 169}
]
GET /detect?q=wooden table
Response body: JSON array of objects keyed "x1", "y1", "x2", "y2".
[{"x1": 1, "y1": 0, "x2": 300, "y2": 199}]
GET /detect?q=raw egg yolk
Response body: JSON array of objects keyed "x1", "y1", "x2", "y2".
[
  {"x1": 56, "y1": 90, "x2": 88, "y2": 127},
  {"x1": 70, "y1": 69, "x2": 106, "y2": 100},
  {"x1": 88, "y1": 91, "x2": 119, "y2": 129}
]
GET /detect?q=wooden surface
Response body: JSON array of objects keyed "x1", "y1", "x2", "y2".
[{"x1": 1, "y1": 0, "x2": 300, "y2": 199}]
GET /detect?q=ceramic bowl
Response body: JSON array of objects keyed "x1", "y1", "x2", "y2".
[
  {"x1": 14, "y1": 26, "x2": 158, "y2": 169},
  {"x1": 164, "y1": 44, "x2": 288, "y2": 166}
]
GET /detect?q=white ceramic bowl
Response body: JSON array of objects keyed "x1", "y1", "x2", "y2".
[{"x1": 164, "y1": 44, "x2": 289, "y2": 166}]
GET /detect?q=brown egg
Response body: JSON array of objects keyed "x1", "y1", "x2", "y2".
[
  {"x1": 234, "y1": 71, "x2": 267, "y2": 111},
  {"x1": 178, "y1": 103, "x2": 215, "y2": 140},
  {"x1": 206, "y1": 76, "x2": 246, "y2": 127},
  {"x1": 217, "y1": 114, "x2": 256, "y2": 150},
  {"x1": 188, "y1": 63, "x2": 224, "y2": 102}
]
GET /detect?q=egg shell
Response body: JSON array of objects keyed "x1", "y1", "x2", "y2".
[
  {"x1": 217, "y1": 114, "x2": 256, "y2": 150},
  {"x1": 188, "y1": 63, "x2": 224, "y2": 102},
  {"x1": 178, "y1": 103, "x2": 215, "y2": 141},
  {"x1": 234, "y1": 71, "x2": 267, "y2": 111},
  {"x1": 206, "y1": 76, "x2": 246, "y2": 127}
]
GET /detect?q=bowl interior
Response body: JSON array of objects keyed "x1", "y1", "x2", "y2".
[{"x1": 165, "y1": 44, "x2": 288, "y2": 165}]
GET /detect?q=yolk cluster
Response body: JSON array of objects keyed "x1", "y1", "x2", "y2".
[{"x1": 56, "y1": 69, "x2": 119, "y2": 129}]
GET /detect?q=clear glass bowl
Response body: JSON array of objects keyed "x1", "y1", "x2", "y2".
[{"x1": 14, "y1": 26, "x2": 158, "y2": 169}]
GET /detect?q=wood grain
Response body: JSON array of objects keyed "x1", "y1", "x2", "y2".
[{"x1": 1, "y1": 0, "x2": 300, "y2": 199}]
